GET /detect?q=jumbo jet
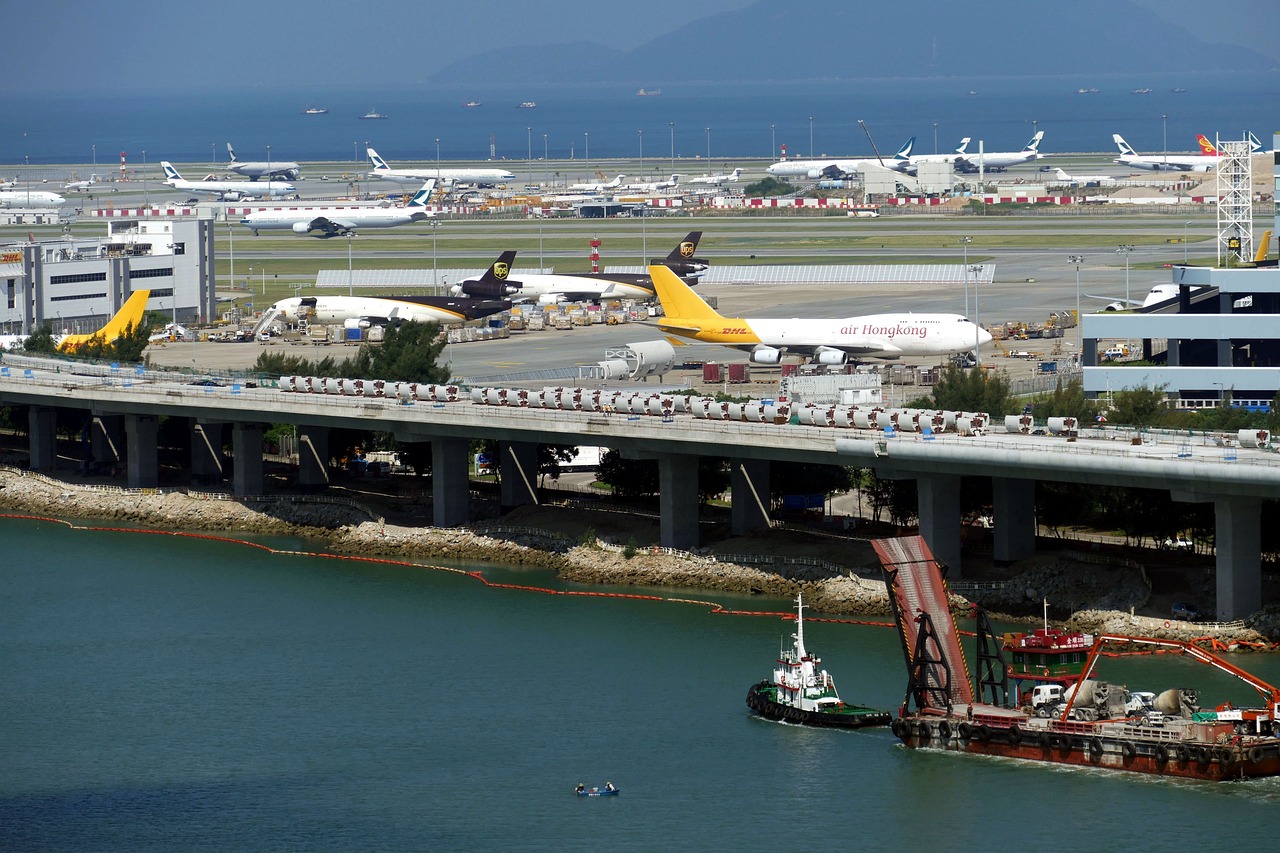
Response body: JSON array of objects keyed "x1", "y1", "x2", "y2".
[
  {"x1": 226, "y1": 143, "x2": 302, "y2": 181},
  {"x1": 1111, "y1": 134, "x2": 1217, "y2": 172},
  {"x1": 0, "y1": 187, "x2": 66, "y2": 207},
  {"x1": 452, "y1": 232, "x2": 706, "y2": 305},
  {"x1": 569, "y1": 174, "x2": 625, "y2": 192},
  {"x1": 161, "y1": 162, "x2": 296, "y2": 200},
  {"x1": 766, "y1": 138, "x2": 914, "y2": 180},
  {"x1": 648, "y1": 265, "x2": 990, "y2": 366},
  {"x1": 256, "y1": 292, "x2": 510, "y2": 335},
  {"x1": 240, "y1": 180, "x2": 437, "y2": 237},
  {"x1": 955, "y1": 131, "x2": 1045, "y2": 173},
  {"x1": 687, "y1": 168, "x2": 744, "y2": 186},
  {"x1": 366, "y1": 147, "x2": 514, "y2": 187}
]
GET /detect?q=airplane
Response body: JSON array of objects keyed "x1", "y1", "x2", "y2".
[
  {"x1": 226, "y1": 143, "x2": 302, "y2": 181},
  {"x1": 897, "y1": 138, "x2": 972, "y2": 175},
  {"x1": 648, "y1": 265, "x2": 990, "y2": 366},
  {"x1": 366, "y1": 147, "x2": 515, "y2": 187},
  {"x1": 1049, "y1": 167, "x2": 1115, "y2": 185},
  {"x1": 568, "y1": 174, "x2": 625, "y2": 192},
  {"x1": 256, "y1": 292, "x2": 511, "y2": 334},
  {"x1": 239, "y1": 180, "x2": 437, "y2": 237},
  {"x1": 623, "y1": 174, "x2": 681, "y2": 193},
  {"x1": 58, "y1": 289, "x2": 152, "y2": 354},
  {"x1": 64, "y1": 174, "x2": 105, "y2": 192},
  {"x1": 161, "y1": 162, "x2": 296, "y2": 200},
  {"x1": 1198, "y1": 133, "x2": 1270, "y2": 155},
  {"x1": 955, "y1": 131, "x2": 1044, "y2": 173},
  {"x1": 0, "y1": 187, "x2": 67, "y2": 207},
  {"x1": 453, "y1": 232, "x2": 706, "y2": 305},
  {"x1": 1110, "y1": 134, "x2": 1217, "y2": 172},
  {"x1": 766, "y1": 138, "x2": 914, "y2": 180},
  {"x1": 687, "y1": 168, "x2": 744, "y2": 186}
]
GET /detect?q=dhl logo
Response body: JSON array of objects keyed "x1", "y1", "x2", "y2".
[
  {"x1": 1, "y1": 252, "x2": 23, "y2": 264},
  {"x1": 678, "y1": 241, "x2": 696, "y2": 258},
  {"x1": 493, "y1": 263, "x2": 509, "y2": 280},
  {"x1": 718, "y1": 327, "x2": 750, "y2": 336}
]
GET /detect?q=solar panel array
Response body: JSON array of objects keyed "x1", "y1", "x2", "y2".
[{"x1": 605, "y1": 264, "x2": 996, "y2": 285}]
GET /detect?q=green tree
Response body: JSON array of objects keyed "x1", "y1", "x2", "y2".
[
  {"x1": 1023, "y1": 377, "x2": 1100, "y2": 424},
  {"x1": 20, "y1": 322, "x2": 58, "y2": 355},
  {"x1": 769, "y1": 462, "x2": 857, "y2": 503},
  {"x1": 916, "y1": 365, "x2": 1013, "y2": 415},
  {"x1": 251, "y1": 321, "x2": 448, "y2": 384},
  {"x1": 742, "y1": 177, "x2": 797, "y2": 197},
  {"x1": 1105, "y1": 386, "x2": 1174, "y2": 427}
]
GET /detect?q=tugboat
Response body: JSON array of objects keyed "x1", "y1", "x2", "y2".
[
  {"x1": 874, "y1": 535, "x2": 1280, "y2": 781},
  {"x1": 745, "y1": 594, "x2": 892, "y2": 729}
]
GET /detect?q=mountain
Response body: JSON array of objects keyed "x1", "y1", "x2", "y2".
[{"x1": 428, "y1": 0, "x2": 1277, "y2": 85}]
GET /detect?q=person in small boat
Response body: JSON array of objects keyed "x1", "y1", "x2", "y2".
[
  {"x1": 576, "y1": 783, "x2": 585, "y2": 794},
  {"x1": 605, "y1": 782, "x2": 616, "y2": 792}
]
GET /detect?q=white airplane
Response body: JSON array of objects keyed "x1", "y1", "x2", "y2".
[
  {"x1": 569, "y1": 174, "x2": 625, "y2": 192},
  {"x1": 226, "y1": 143, "x2": 301, "y2": 181},
  {"x1": 366, "y1": 147, "x2": 514, "y2": 187},
  {"x1": 161, "y1": 162, "x2": 296, "y2": 200},
  {"x1": 0, "y1": 188, "x2": 66, "y2": 207},
  {"x1": 240, "y1": 180, "x2": 437, "y2": 237},
  {"x1": 897, "y1": 138, "x2": 972, "y2": 175},
  {"x1": 63, "y1": 174, "x2": 105, "y2": 192},
  {"x1": 1050, "y1": 167, "x2": 1115, "y2": 185},
  {"x1": 687, "y1": 168, "x2": 744, "y2": 186},
  {"x1": 1111, "y1": 134, "x2": 1216, "y2": 172},
  {"x1": 955, "y1": 131, "x2": 1045, "y2": 172},
  {"x1": 623, "y1": 174, "x2": 681, "y2": 193},
  {"x1": 453, "y1": 233, "x2": 706, "y2": 305},
  {"x1": 649, "y1": 265, "x2": 990, "y2": 365},
  {"x1": 766, "y1": 138, "x2": 914, "y2": 180},
  {"x1": 258, "y1": 293, "x2": 511, "y2": 333}
]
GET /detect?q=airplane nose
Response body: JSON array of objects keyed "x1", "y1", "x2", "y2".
[{"x1": 978, "y1": 325, "x2": 993, "y2": 345}]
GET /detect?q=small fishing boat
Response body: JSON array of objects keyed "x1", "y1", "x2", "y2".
[
  {"x1": 575, "y1": 783, "x2": 619, "y2": 796},
  {"x1": 518, "y1": 101, "x2": 537, "y2": 109},
  {"x1": 359, "y1": 109, "x2": 389, "y2": 120},
  {"x1": 302, "y1": 105, "x2": 329, "y2": 115},
  {"x1": 464, "y1": 100, "x2": 482, "y2": 108},
  {"x1": 745, "y1": 594, "x2": 891, "y2": 729}
]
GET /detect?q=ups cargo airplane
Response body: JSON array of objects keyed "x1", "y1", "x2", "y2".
[
  {"x1": 240, "y1": 180, "x2": 437, "y2": 237},
  {"x1": 366, "y1": 147, "x2": 515, "y2": 186},
  {"x1": 649, "y1": 266, "x2": 990, "y2": 365},
  {"x1": 256, "y1": 292, "x2": 510, "y2": 336}
]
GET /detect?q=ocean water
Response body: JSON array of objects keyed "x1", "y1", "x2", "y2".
[
  {"x1": 3, "y1": 516, "x2": 1280, "y2": 851},
  {"x1": 3, "y1": 71, "x2": 1277, "y2": 169}
]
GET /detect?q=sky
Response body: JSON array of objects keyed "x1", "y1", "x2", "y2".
[{"x1": 1, "y1": 0, "x2": 1275, "y2": 95}]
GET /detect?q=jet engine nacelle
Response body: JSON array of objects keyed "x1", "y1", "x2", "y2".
[
  {"x1": 749, "y1": 345, "x2": 783, "y2": 365},
  {"x1": 806, "y1": 169, "x2": 823, "y2": 180},
  {"x1": 538, "y1": 293, "x2": 566, "y2": 306},
  {"x1": 813, "y1": 347, "x2": 848, "y2": 366},
  {"x1": 459, "y1": 279, "x2": 519, "y2": 299},
  {"x1": 292, "y1": 222, "x2": 311, "y2": 234},
  {"x1": 283, "y1": 168, "x2": 302, "y2": 181},
  {"x1": 653, "y1": 258, "x2": 710, "y2": 278}
]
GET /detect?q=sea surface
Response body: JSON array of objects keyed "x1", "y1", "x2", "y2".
[
  {"x1": 3, "y1": 516, "x2": 1280, "y2": 851},
  {"x1": 3, "y1": 71, "x2": 1278, "y2": 170}
]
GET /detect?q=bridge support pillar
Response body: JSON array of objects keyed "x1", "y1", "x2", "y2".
[
  {"x1": 917, "y1": 473, "x2": 963, "y2": 578},
  {"x1": 28, "y1": 406, "x2": 58, "y2": 472},
  {"x1": 992, "y1": 477, "x2": 1036, "y2": 564},
  {"x1": 731, "y1": 458, "x2": 771, "y2": 535},
  {"x1": 190, "y1": 421, "x2": 224, "y2": 486},
  {"x1": 658, "y1": 452, "x2": 700, "y2": 550},
  {"x1": 298, "y1": 426, "x2": 330, "y2": 488},
  {"x1": 1214, "y1": 496, "x2": 1261, "y2": 620},
  {"x1": 125, "y1": 414, "x2": 159, "y2": 488},
  {"x1": 91, "y1": 415, "x2": 124, "y2": 473},
  {"x1": 432, "y1": 438, "x2": 470, "y2": 527},
  {"x1": 500, "y1": 441, "x2": 539, "y2": 511},
  {"x1": 232, "y1": 423, "x2": 264, "y2": 497}
]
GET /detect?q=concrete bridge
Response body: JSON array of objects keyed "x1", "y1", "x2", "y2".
[{"x1": 1, "y1": 356, "x2": 1276, "y2": 619}]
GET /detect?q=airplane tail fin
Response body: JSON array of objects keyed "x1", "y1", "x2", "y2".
[
  {"x1": 58, "y1": 289, "x2": 151, "y2": 354},
  {"x1": 649, "y1": 265, "x2": 722, "y2": 321},
  {"x1": 664, "y1": 231, "x2": 703, "y2": 264},
  {"x1": 1248, "y1": 131, "x2": 1263, "y2": 152},
  {"x1": 1113, "y1": 134, "x2": 1136, "y2": 156},
  {"x1": 1254, "y1": 229, "x2": 1272, "y2": 263},
  {"x1": 226, "y1": 143, "x2": 238, "y2": 162},
  {"x1": 366, "y1": 148, "x2": 389, "y2": 170},
  {"x1": 730, "y1": 168, "x2": 743, "y2": 180},
  {"x1": 1025, "y1": 130, "x2": 1045, "y2": 152},
  {"x1": 1054, "y1": 168, "x2": 1071, "y2": 180},
  {"x1": 161, "y1": 162, "x2": 182, "y2": 181},
  {"x1": 895, "y1": 137, "x2": 915, "y2": 159},
  {"x1": 408, "y1": 179, "x2": 438, "y2": 206},
  {"x1": 955, "y1": 137, "x2": 971, "y2": 154},
  {"x1": 480, "y1": 250, "x2": 517, "y2": 285},
  {"x1": 1196, "y1": 134, "x2": 1217, "y2": 155}
]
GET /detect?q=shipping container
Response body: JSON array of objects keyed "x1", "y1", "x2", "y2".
[{"x1": 702, "y1": 362, "x2": 721, "y2": 382}]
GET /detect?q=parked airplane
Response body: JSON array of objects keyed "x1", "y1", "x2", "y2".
[
  {"x1": 58, "y1": 289, "x2": 152, "y2": 354},
  {"x1": 256, "y1": 292, "x2": 511, "y2": 335},
  {"x1": 897, "y1": 138, "x2": 972, "y2": 175},
  {"x1": 955, "y1": 131, "x2": 1044, "y2": 173},
  {"x1": 569, "y1": 174, "x2": 625, "y2": 192},
  {"x1": 623, "y1": 174, "x2": 681, "y2": 193},
  {"x1": 1198, "y1": 133, "x2": 1270, "y2": 155},
  {"x1": 1111, "y1": 134, "x2": 1216, "y2": 172},
  {"x1": 648, "y1": 265, "x2": 990, "y2": 365},
  {"x1": 0, "y1": 187, "x2": 66, "y2": 207},
  {"x1": 226, "y1": 143, "x2": 302, "y2": 181},
  {"x1": 687, "y1": 168, "x2": 744, "y2": 186},
  {"x1": 240, "y1": 180, "x2": 437, "y2": 237},
  {"x1": 1050, "y1": 167, "x2": 1115, "y2": 185},
  {"x1": 366, "y1": 147, "x2": 515, "y2": 187},
  {"x1": 766, "y1": 138, "x2": 914, "y2": 180},
  {"x1": 64, "y1": 174, "x2": 105, "y2": 192},
  {"x1": 161, "y1": 162, "x2": 296, "y2": 200},
  {"x1": 453, "y1": 232, "x2": 706, "y2": 304}
]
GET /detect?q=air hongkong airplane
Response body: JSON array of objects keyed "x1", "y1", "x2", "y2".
[
  {"x1": 257, "y1": 292, "x2": 510, "y2": 333},
  {"x1": 649, "y1": 265, "x2": 990, "y2": 365},
  {"x1": 766, "y1": 138, "x2": 914, "y2": 180},
  {"x1": 1111, "y1": 134, "x2": 1217, "y2": 172},
  {"x1": 226, "y1": 143, "x2": 302, "y2": 181},
  {"x1": 955, "y1": 131, "x2": 1044, "y2": 173},
  {"x1": 366, "y1": 147, "x2": 515, "y2": 187},
  {"x1": 240, "y1": 180, "x2": 437, "y2": 237},
  {"x1": 162, "y1": 162, "x2": 296, "y2": 200},
  {"x1": 453, "y1": 232, "x2": 707, "y2": 305}
]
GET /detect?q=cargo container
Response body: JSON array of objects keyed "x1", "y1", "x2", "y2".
[
  {"x1": 703, "y1": 362, "x2": 721, "y2": 382},
  {"x1": 727, "y1": 362, "x2": 749, "y2": 383}
]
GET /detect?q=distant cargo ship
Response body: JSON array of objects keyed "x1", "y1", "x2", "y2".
[
  {"x1": 359, "y1": 109, "x2": 389, "y2": 120},
  {"x1": 302, "y1": 105, "x2": 329, "y2": 115},
  {"x1": 636, "y1": 88, "x2": 662, "y2": 96}
]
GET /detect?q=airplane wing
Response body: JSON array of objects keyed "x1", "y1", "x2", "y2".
[{"x1": 305, "y1": 216, "x2": 354, "y2": 238}]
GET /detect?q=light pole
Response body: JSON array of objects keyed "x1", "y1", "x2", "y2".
[
  {"x1": 212, "y1": 142, "x2": 216, "y2": 166},
  {"x1": 92, "y1": 143, "x2": 96, "y2": 168},
  {"x1": 526, "y1": 127, "x2": 532, "y2": 184},
  {"x1": 431, "y1": 220, "x2": 439, "y2": 293},
  {"x1": 933, "y1": 122, "x2": 938, "y2": 154},
  {"x1": 970, "y1": 264, "x2": 984, "y2": 365},
  {"x1": 669, "y1": 121, "x2": 675, "y2": 174},
  {"x1": 1162, "y1": 114, "x2": 1168, "y2": 162},
  {"x1": 141, "y1": 149, "x2": 148, "y2": 208},
  {"x1": 435, "y1": 137, "x2": 441, "y2": 182},
  {"x1": 638, "y1": 129, "x2": 644, "y2": 173},
  {"x1": 808, "y1": 115, "x2": 814, "y2": 158},
  {"x1": 770, "y1": 124, "x2": 776, "y2": 159},
  {"x1": 1116, "y1": 244, "x2": 1135, "y2": 308},
  {"x1": 1183, "y1": 220, "x2": 1192, "y2": 263},
  {"x1": 705, "y1": 127, "x2": 710, "y2": 163},
  {"x1": 543, "y1": 133, "x2": 548, "y2": 185},
  {"x1": 347, "y1": 234, "x2": 354, "y2": 296},
  {"x1": 959, "y1": 236, "x2": 973, "y2": 316},
  {"x1": 584, "y1": 132, "x2": 589, "y2": 172},
  {"x1": 1069, "y1": 254, "x2": 1085, "y2": 350}
]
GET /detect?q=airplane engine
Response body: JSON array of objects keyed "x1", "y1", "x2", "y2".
[
  {"x1": 459, "y1": 279, "x2": 519, "y2": 299},
  {"x1": 806, "y1": 169, "x2": 823, "y2": 180},
  {"x1": 538, "y1": 293, "x2": 566, "y2": 306},
  {"x1": 284, "y1": 169, "x2": 301, "y2": 181},
  {"x1": 653, "y1": 258, "x2": 709, "y2": 278},
  {"x1": 749, "y1": 345, "x2": 783, "y2": 365},
  {"x1": 292, "y1": 222, "x2": 311, "y2": 234},
  {"x1": 813, "y1": 347, "x2": 848, "y2": 366}
]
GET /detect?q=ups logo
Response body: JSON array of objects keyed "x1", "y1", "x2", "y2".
[
  {"x1": 679, "y1": 241, "x2": 696, "y2": 258},
  {"x1": 493, "y1": 263, "x2": 509, "y2": 280}
]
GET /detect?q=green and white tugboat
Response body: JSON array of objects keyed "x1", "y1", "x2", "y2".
[{"x1": 746, "y1": 594, "x2": 892, "y2": 729}]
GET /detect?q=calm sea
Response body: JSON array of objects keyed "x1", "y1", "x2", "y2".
[
  {"x1": 3, "y1": 516, "x2": 1279, "y2": 851},
  {"x1": 3, "y1": 71, "x2": 1278, "y2": 170}
]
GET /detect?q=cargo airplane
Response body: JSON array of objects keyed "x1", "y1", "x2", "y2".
[
  {"x1": 648, "y1": 265, "x2": 990, "y2": 365},
  {"x1": 254, "y1": 292, "x2": 510, "y2": 337},
  {"x1": 1111, "y1": 134, "x2": 1217, "y2": 172},
  {"x1": 239, "y1": 180, "x2": 437, "y2": 237},
  {"x1": 161, "y1": 162, "x2": 296, "y2": 200},
  {"x1": 226, "y1": 143, "x2": 302, "y2": 181},
  {"x1": 2, "y1": 289, "x2": 154, "y2": 353},
  {"x1": 453, "y1": 232, "x2": 707, "y2": 305},
  {"x1": 955, "y1": 131, "x2": 1044, "y2": 172},
  {"x1": 366, "y1": 147, "x2": 514, "y2": 187}
]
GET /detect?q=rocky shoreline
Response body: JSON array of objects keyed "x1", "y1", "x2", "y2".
[{"x1": 2, "y1": 467, "x2": 1276, "y2": 647}]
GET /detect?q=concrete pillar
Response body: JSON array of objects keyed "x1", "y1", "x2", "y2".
[
  {"x1": 1082, "y1": 337, "x2": 1097, "y2": 367},
  {"x1": 1167, "y1": 337, "x2": 1180, "y2": 367},
  {"x1": 992, "y1": 477, "x2": 1036, "y2": 564},
  {"x1": 432, "y1": 438, "x2": 470, "y2": 527},
  {"x1": 298, "y1": 425, "x2": 330, "y2": 488},
  {"x1": 190, "y1": 420, "x2": 224, "y2": 486},
  {"x1": 500, "y1": 441, "x2": 539, "y2": 511},
  {"x1": 91, "y1": 415, "x2": 124, "y2": 473},
  {"x1": 1214, "y1": 496, "x2": 1261, "y2": 620},
  {"x1": 730, "y1": 457, "x2": 771, "y2": 535},
  {"x1": 28, "y1": 406, "x2": 58, "y2": 472},
  {"x1": 658, "y1": 452, "x2": 700, "y2": 550},
  {"x1": 1217, "y1": 337, "x2": 1232, "y2": 367},
  {"x1": 917, "y1": 473, "x2": 963, "y2": 578},
  {"x1": 125, "y1": 414, "x2": 159, "y2": 488},
  {"x1": 232, "y1": 422, "x2": 264, "y2": 497}
]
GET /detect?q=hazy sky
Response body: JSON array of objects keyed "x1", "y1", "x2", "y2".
[{"x1": 2, "y1": 0, "x2": 1275, "y2": 94}]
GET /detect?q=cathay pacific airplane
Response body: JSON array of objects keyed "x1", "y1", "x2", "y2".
[
  {"x1": 366, "y1": 148, "x2": 514, "y2": 187},
  {"x1": 0, "y1": 188, "x2": 66, "y2": 207},
  {"x1": 162, "y1": 162, "x2": 296, "y2": 200},
  {"x1": 1111, "y1": 134, "x2": 1217, "y2": 172},
  {"x1": 240, "y1": 180, "x2": 437, "y2": 237},
  {"x1": 766, "y1": 138, "x2": 914, "y2": 180},
  {"x1": 955, "y1": 131, "x2": 1045, "y2": 173},
  {"x1": 226, "y1": 143, "x2": 302, "y2": 181}
]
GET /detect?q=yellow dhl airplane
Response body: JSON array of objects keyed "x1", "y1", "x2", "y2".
[
  {"x1": 648, "y1": 265, "x2": 990, "y2": 365},
  {"x1": 57, "y1": 289, "x2": 151, "y2": 353}
]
